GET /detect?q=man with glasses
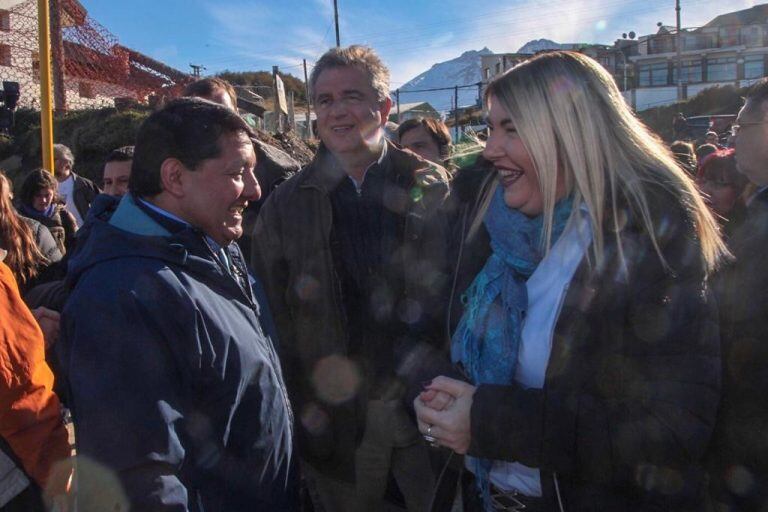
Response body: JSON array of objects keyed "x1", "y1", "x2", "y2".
[{"x1": 708, "y1": 78, "x2": 768, "y2": 511}]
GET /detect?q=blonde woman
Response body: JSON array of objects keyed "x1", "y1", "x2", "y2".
[{"x1": 416, "y1": 51, "x2": 727, "y2": 511}]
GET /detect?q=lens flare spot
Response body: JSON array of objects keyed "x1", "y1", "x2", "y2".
[{"x1": 312, "y1": 355, "x2": 361, "y2": 405}]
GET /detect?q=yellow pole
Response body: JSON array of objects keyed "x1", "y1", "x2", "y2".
[{"x1": 37, "y1": 0, "x2": 54, "y2": 174}]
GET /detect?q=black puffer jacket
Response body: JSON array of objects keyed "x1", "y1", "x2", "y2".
[{"x1": 446, "y1": 166, "x2": 721, "y2": 511}]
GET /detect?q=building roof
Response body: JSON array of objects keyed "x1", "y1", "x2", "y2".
[
  {"x1": 705, "y1": 4, "x2": 768, "y2": 28},
  {"x1": 395, "y1": 101, "x2": 438, "y2": 113},
  {"x1": 63, "y1": 41, "x2": 191, "y2": 95}
]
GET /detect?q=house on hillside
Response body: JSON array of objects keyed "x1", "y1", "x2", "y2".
[
  {"x1": 619, "y1": 3, "x2": 768, "y2": 110},
  {"x1": 481, "y1": 52, "x2": 530, "y2": 82},
  {"x1": 480, "y1": 45, "x2": 618, "y2": 97},
  {"x1": 389, "y1": 101, "x2": 440, "y2": 123},
  {"x1": 0, "y1": 0, "x2": 190, "y2": 111}
]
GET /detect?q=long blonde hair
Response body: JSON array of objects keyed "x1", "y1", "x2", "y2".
[{"x1": 481, "y1": 51, "x2": 727, "y2": 273}]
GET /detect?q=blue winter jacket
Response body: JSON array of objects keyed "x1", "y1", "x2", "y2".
[{"x1": 61, "y1": 194, "x2": 298, "y2": 511}]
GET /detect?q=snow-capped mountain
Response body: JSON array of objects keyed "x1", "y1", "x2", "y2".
[
  {"x1": 517, "y1": 39, "x2": 566, "y2": 54},
  {"x1": 394, "y1": 40, "x2": 571, "y2": 116},
  {"x1": 394, "y1": 48, "x2": 493, "y2": 114}
]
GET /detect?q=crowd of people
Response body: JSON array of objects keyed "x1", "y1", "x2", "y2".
[{"x1": 0, "y1": 44, "x2": 766, "y2": 512}]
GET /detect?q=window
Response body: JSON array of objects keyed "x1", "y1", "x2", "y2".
[
  {"x1": 672, "y1": 59, "x2": 702, "y2": 84},
  {"x1": 495, "y1": 62, "x2": 501, "y2": 74},
  {"x1": 701, "y1": 32, "x2": 718, "y2": 50},
  {"x1": 742, "y1": 26, "x2": 763, "y2": 47},
  {"x1": 484, "y1": 67, "x2": 490, "y2": 79},
  {"x1": 683, "y1": 34, "x2": 714, "y2": 51},
  {"x1": 0, "y1": 44, "x2": 10, "y2": 66},
  {"x1": 638, "y1": 62, "x2": 668, "y2": 87},
  {"x1": 707, "y1": 56, "x2": 737, "y2": 81},
  {"x1": 78, "y1": 81, "x2": 94, "y2": 99},
  {"x1": 719, "y1": 26, "x2": 739, "y2": 47},
  {"x1": 0, "y1": 10, "x2": 9, "y2": 31},
  {"x1": 745, "y1": 54, "x2": 765, "y2": 80},
  {"x1": 682, "y1": 35, "x2": 698, "y2": 51},
  {"x1": 649, "y1": 35, "x2": 675, "y2": 54}
]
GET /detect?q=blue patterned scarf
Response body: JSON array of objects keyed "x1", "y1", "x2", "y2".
[
  {"x1": 19, "y1": 202, "x2": 55, "y2": 221},
  {"x1": 451, "y1": 186, "x2": 573, "y2": 507}
]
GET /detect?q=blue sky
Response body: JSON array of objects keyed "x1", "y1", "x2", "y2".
[{"x1": 81, "y1": 0, "x2": 759, "y2": 85}]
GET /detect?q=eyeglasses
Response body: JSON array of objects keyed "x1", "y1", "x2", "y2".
[{"x1": 731, "y1": 121, "x2": 768, "y2": 137}]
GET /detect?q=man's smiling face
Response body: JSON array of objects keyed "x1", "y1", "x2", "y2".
[{"x1": 313, "y1": 65, "x2": 390, "y2": 157}]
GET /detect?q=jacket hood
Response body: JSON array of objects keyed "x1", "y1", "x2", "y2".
[{"x1": 66, "y1": 194, "x2": 217, "y2": 289}]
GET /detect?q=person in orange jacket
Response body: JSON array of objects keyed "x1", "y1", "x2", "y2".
[{"x1": 0, "y1": 254, "x2": 70, "y2": 511}]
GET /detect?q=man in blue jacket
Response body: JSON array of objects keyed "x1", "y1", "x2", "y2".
[{"x1": 61, "y1": 98, "x2": 297, "y2": 511}]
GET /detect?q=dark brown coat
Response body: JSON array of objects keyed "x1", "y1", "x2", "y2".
[{"x1": 252, "y1": 142, "x2": 453, "y2": 481}]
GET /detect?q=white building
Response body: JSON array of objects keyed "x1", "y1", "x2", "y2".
[{"x1": 621, "y1": 4, "x2": 768, "y2": 110}]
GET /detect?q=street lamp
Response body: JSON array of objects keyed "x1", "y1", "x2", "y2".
[
  {"x1": 616, "y1": 48, "x2": 628, "y2": 92},
  {"x1": 617, "y1": 31, "x2": 636, "y2": 93}
]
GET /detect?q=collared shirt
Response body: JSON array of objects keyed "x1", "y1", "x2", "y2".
[
  {"x1": 135, "y1": 196, "x2": 233, "y2": 272},
  {"x1": 346, "y1": 141, "x2": 387, "y2": 193},
  {"x1": 58, "y1": 174, "x2": 84, "y2": 227},
  {"x1": 487, "y1": 206, "x2": 592, "y2": 497}
]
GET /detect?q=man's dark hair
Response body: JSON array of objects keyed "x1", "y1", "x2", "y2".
[
  {"x1": 19, "y1": 169, "x2": 59, "y2": 207},
  {"x1": 695, "y1": 143, "x2": 718, "y2": 166},
  {"x1": 130, "y1": 97, "x2": 253, "y2": 197},
  {"x1": 397, "y1": 117, "x2": 452, "y2": 160},
  {"x1": 744, "y1": 78, "x2": 768, "y2": 116},
  {"x1": 105, "y1": 145, "x2": 134, "y2": 164},
  {"x1": 670, "y1": 140, "x2": 696, "y2": 176},
  {"x1": 183, "y1": 77, "x2": 238, "y2": 108}
]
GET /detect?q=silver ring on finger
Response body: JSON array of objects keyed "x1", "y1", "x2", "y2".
[{"x1": 423, "y1": 425, "x2": 440, "y2": 447}]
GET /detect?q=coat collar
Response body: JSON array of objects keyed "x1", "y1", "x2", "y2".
[{"x1": 299, "y1": 140, "x2": 450, "y2": 195}]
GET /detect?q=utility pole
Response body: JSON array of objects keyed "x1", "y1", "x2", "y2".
[
  {"x1": 273, "y1": 65, "x2": 283, "y2": 133},
  {"x1": 334, "y1": 0, "x2": 340, "y2": 47},
  {"x1": 453, "y1": 85, "x2": 459, "y2": 142},
  {"x1": 395, "y1": 89, "x2": 401, "y2": 123},
  {"x1": 37, "y1": 0, "x2": 54, "y2": 173},
  {"x1": 189, "y1": 64, "x2": 205, "y2": 78},
  {"x1": 288, "y1": 91, "x2": 296, "y2": 132},
  {"x1": 675, "y1": 0, "x2": 683, "y2": 101},
  {"x1": 49, "y1": 0, "x2": 66, "y2": 113},
  {"x1": 303, "y1": 58, "x2": 313, "y2": 138}
]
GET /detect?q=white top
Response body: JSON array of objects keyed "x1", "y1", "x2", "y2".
[
  {"x1": 57, "y1": 175, "x2": 83, "y2": 227},
  {"x1": 481, "y1": 208, "x2": 592, "y2": 497}
]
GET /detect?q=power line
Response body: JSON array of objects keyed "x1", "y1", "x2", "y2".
[
  {"x1": 357, "y1": 0, "x2": 715, "y2": 56},
  {"x1": 194, "y1": 0, "x2": 717, "y2": 82},
  {"x1": 197, "y1": 0, "x2": 634, "y2": 66},
  {"x1": 397, "y1": 83, "x2": 480, "y2": 94}
]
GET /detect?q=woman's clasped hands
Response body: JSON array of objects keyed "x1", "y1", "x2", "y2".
[{"x1": 414, "y1": 376, "x2": 476, "y2": 454}]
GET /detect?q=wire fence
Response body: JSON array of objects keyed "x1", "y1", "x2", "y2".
[{"x1": 0, "y1": 0, "x2": 191, "y2": 112}]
